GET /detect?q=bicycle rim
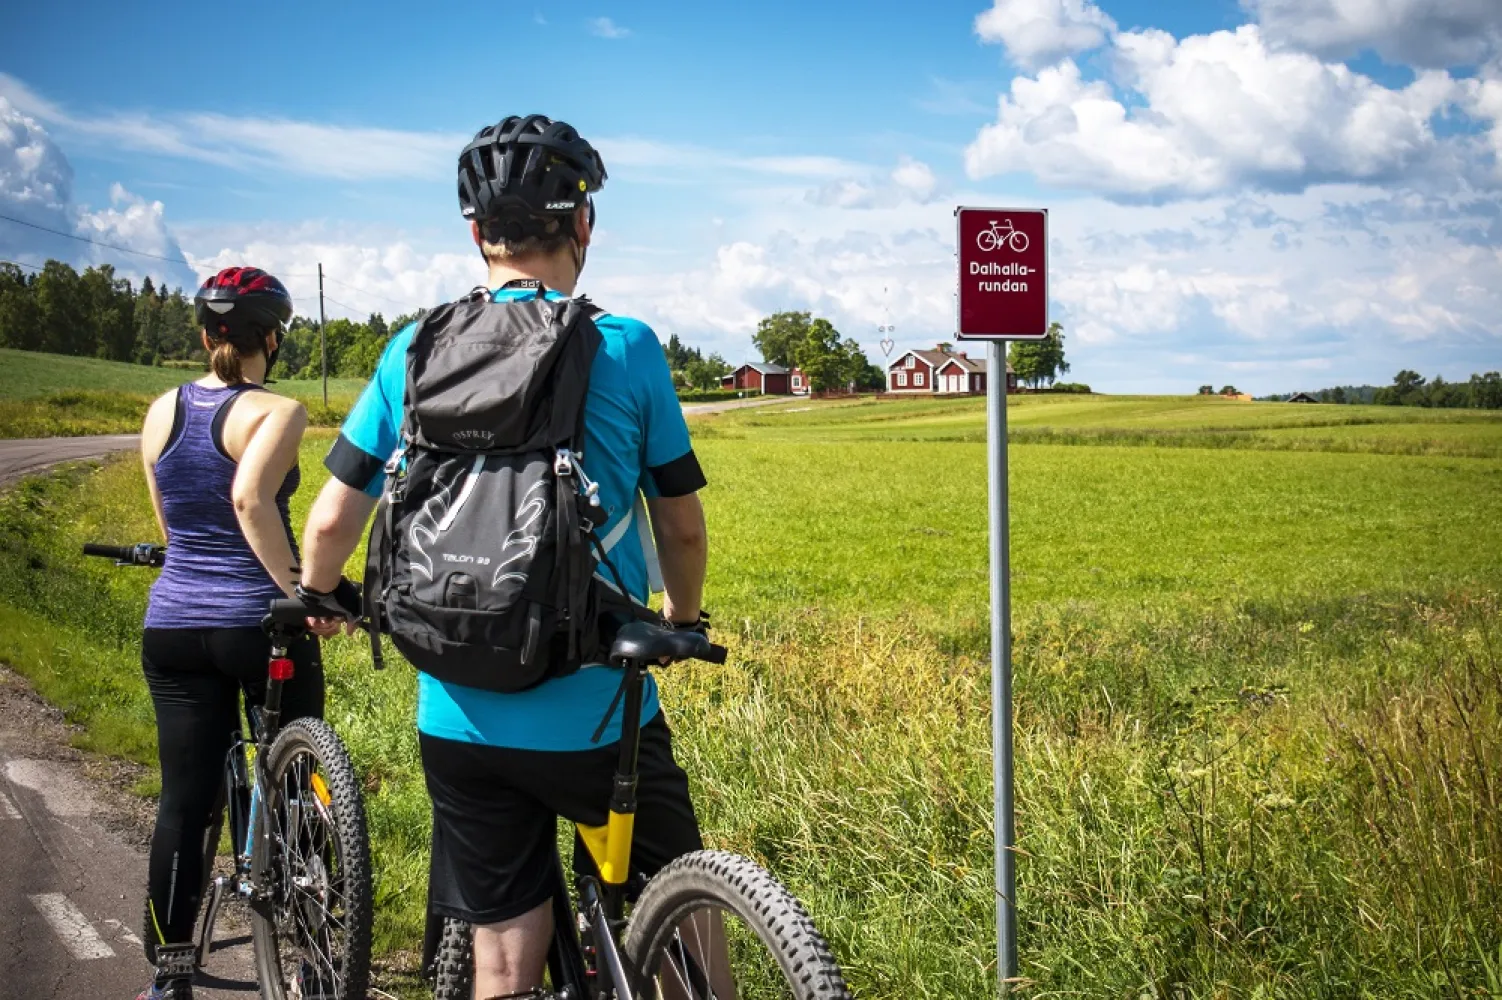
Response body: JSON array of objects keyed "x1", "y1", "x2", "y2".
[
  {"x1": 251, "y1": 718, "x2": 372, "y2": 1000},
  {"x1": 623, "y1": 850, "x2": 851, "y2": 1000}
]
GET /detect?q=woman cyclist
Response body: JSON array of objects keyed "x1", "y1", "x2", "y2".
[{"x1": 134, "y1": 267, "x2": 322, "y2": 1000}]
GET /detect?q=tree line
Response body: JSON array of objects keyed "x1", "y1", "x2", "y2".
[
  {"x1": 0, "y1": 260, "x2": 414, "y2": 380},
  {"x1": 751, "y1": 311, "x2": 885, "y2": 391},
  {"x1": 1008, "y1": 323, "x2": 1072, "y2": 389},
  {"x1": 661, "y1": 334, "x2": 733, "y2": 391},
  {"x1": 1261, "y1": 370, "x2": 1502, "y2": 408}
]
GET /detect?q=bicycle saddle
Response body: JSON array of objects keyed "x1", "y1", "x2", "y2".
[{"x1": 610, "y1": 622, "x2": 715, "y2": 664}]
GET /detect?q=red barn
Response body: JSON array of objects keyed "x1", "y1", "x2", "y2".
[{"x1": 721, "y1": 362, "x2": 792, "y2": 394}]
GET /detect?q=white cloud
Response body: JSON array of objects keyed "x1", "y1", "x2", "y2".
[
  {"x1": 892, "y1": 157, "x2": 939, "y2": 201},
  {"x1": 1246, "y1": 0, "x2": 1502, "y2": 68},
  {"x1": 0, "y1": 96, "x2": 193, "y2": 288},
  {"x1": 966, "y1": 25, "x2": 1468, "y2": 197},
  {"x1": 974, "y1": 0, "x2": 1116, "y2": 70},
  {"x1": 805, "y1": 156, "x2": 942, "y2": 209},
  {"x1": 182, "y1": 174, "x2": 1502, "y2": 394},
  {"x1": 1, "y1": 74, "x2": 862, "y2": 188},
  {"x1": 587, "y1": 17, "x2": 631, "y2": 39}
]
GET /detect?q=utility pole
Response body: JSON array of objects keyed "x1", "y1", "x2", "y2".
[{"x1": 318, "y1": 262, "x2": 328, "y2": 407}]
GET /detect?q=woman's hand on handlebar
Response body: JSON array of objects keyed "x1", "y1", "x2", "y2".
[{"x1": 296, "y1": 579, "x2": 362, "y2": 638}]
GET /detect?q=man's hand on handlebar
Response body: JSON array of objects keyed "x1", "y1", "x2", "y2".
[{"x1": 295, "y1": 578, "x2": 362, "y2": 638}]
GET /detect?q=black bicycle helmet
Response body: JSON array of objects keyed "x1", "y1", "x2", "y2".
[
  {"x1": 457, "y1": 114, "x2": 607, "y2": 238},
  {"x1": 193, "y1": 267, "x2": 294, "y2": 336}
]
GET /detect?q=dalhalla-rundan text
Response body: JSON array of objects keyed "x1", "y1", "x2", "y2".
[{"x1": 969, "y1": 260, "x2": 1031, "y2": 292}]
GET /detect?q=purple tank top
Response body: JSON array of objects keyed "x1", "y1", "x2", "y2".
[{"x1": 145, "y1": 382, "x2": 301, "y2": 630}]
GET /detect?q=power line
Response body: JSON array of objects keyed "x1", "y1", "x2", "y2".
[
  {"x1": 0, "y1": 259, "x2": 43, "y2": 273},
  {"x1": 320, "y1": 273, "x2": 413, "y2": 309},
  {"x1": 322, "y1": 294, "x2": 370, "y2": 316},
  {"x1": 0, "y1": 212, "x2": 196, "y2": 268}
]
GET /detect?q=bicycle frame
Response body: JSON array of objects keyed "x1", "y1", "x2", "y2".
[{"x1": 492, "y1": 660, "x2": 649, "y2": 1000}]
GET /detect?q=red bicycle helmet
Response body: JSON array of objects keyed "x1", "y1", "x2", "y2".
[{"x1": 193, "y1": 267, "x2": 294, "y2": 336}]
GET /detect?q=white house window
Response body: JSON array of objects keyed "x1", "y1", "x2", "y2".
[
  {"x1": 895, "y1": 372, "x2": 907, "y2": 387},
  {"x1": 914, "y1": 372, "x2": 924, "y2": 387},
  {"x1": 905, "y1": 356, "x2": 916, "y2": 369},
  {"x1": 792, "y1": 375, "x2": 802, "y2": 388}
]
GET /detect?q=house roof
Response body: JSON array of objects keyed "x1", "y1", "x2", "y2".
[
  {"x1": 891, "y1": 347, "x2": 1014, "y2": 375},
  {"x1": 738, "y1": 362, "x2": 789, "y2": 375}
]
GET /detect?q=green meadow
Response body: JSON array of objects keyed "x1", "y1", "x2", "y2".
[
  {"x1": 0, "y1": 393, "x2": 1498, "y2": 997},
  {"x1": 0, "y1": 348, "x2": 364, "y2": 436}
]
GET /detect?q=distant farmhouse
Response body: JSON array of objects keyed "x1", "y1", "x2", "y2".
[
  {"x1": 887, "y1": 343, "x2": 1016, "y2": 395},
  {"x1": 721, "y1": 362, "x2": 810, "y2": 395},
  {"x1": 1286, "y1": 391, "x2": 1319, "y2": 403}
]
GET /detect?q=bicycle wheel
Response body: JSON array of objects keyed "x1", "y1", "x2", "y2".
[
  {"x1": 977, "y1": 230, "x2": 999, "y2": 252},
  {"x1": 250, "y1": 718, "x2": 372, "y2": 1000},
  {"x1": 1007, "y1": 230, "x2": 1028, "y2": 252},
  {"x1": 623, "y1": 850, "x2": 851, "y2": 1000},
  {"x1": 431, "y1": 917, "x2": 474, "y2": 1000}
]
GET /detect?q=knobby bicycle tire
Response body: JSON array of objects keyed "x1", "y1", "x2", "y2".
[
  {"x1": 431, "y1": 916, "x2": 475, "y2": 1000},
  {"x1": 623, "y1": 849, "x2": 851, "y2": 999},
  {"x1": 250, "y1": 717, "x2": 373, "y2": 1000}
]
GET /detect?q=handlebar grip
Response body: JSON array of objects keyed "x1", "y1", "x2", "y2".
[
  {"x1": 702, "y1": 643, "x2": 728, "y2": 665},
  {"x1": 83, "y1": 542, "x2": 165, "y2": 567},
  {"x1": 266, "y1": 598, "x2": 315, "y2": 627}
]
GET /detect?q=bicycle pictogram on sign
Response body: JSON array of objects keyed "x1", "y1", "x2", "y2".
[{"x1": 976, "y1": 218, "x2": 1029, "y2": 254}]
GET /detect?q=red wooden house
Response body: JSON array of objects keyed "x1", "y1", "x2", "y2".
[{"x1": 886, "y1": 344, "x2": 1015, "y2": 394}]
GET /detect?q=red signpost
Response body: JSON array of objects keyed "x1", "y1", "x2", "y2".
[
  {"x1": 954, "y1": 205, "x2": 1049, "y2": 995},
  {"x1": 956, "y1": 207, "x2": 1049, "y2": 340}
]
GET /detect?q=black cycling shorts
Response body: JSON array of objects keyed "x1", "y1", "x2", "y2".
[{"x1": 419, "y1": 715, "x2": 702, "y2": 925}]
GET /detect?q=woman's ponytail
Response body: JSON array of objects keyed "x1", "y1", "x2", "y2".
[{"x1": 209, "y1": 337, "x2": 245, "y2": 383}]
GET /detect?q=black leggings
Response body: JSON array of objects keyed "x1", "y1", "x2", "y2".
[{"x1": 141, "y1": 627, "x2": 323, "y2": 947}]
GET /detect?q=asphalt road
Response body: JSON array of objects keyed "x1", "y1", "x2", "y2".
[
  {"x1": 0, "y1": 670, "x2": 255, "y2": 1000},
  {"x1": 0, "y1": 434, "x2": 140, "y2": 487}
]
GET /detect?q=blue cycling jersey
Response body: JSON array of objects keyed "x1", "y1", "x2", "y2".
[{"x1": 324, "y1": 287, "x2": 704, "y2": 750}]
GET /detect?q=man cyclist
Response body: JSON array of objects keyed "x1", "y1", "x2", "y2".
[{"x1": 295, "y1": 115, "x2": 719, "y2": 996}]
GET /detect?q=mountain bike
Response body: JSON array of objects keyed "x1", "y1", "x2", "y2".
[
  {"x1": 976, "y1": 218, "x2": 1028, "y2": 253},
  {"x1": 84, "y1": 542, "x2": 373, "y2": 1000},
  {"x1": 427, "y1": 620, "x2": 851, "y2": 1000}
]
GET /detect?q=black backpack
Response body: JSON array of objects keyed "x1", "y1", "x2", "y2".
[{"x1": 363, "y1": 284, "x2": 657, "y2": 692}]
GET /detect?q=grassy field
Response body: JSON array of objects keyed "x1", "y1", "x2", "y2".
[
  {"x1": 0, "y1": 348, "x2": 364, "y2": 436},
  {"x1": 0, "y1": 394, "x2": 1498, "y2": 997}
]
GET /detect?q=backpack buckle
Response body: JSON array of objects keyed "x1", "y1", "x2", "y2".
[{"x1": 554, "y1": 448, "x2": 574, "y2": 477}]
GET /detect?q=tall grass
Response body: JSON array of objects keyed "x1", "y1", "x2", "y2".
[{"x1": 0, "y1": 417, "x2": 1498, "y2": 995}]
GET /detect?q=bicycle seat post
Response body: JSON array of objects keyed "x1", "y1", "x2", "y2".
[{"x1": 259, "y1": 623, "x2": 299, "y2": 745}]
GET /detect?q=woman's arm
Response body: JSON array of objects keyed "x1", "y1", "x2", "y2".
[
  {"x1": 140, "y1": 391, "x2": 177, "y2": 541},
  {"x1": 230, "y1": 399, "x2": 308, "y2": 598}
]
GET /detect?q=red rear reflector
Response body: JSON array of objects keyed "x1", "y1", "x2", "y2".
[{"x1": 269, "y1": 658, "x2": 295, "y2": 681}]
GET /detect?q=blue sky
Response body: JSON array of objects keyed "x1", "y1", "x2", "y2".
[{"x1": 1, "y1": 0, "x2": 1499, "y2": 394}]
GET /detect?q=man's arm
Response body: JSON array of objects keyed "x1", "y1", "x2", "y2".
[
  {"x1": 301, "y1": 476, "x2": 378, "y2": 593},
  {"x1": 646, "y1": 492, "x2": 707, "y2": 625}
]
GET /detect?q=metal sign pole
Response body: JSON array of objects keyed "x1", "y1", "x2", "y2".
[
  {"x1": 957, "y1": 204, "x2": 1043, "y2": 996},
  {"x1": 987, "y1": 339, "x2": 1017, "y2": 992}
]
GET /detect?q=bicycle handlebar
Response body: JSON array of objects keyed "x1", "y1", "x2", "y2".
[{"x1": 83, "y1": 542, "x2": 166, "y2": 567}]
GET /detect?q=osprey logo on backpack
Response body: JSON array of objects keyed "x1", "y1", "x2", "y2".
[{"x1": 362, "y1": 287, "x2": 662, "y2": 693}]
